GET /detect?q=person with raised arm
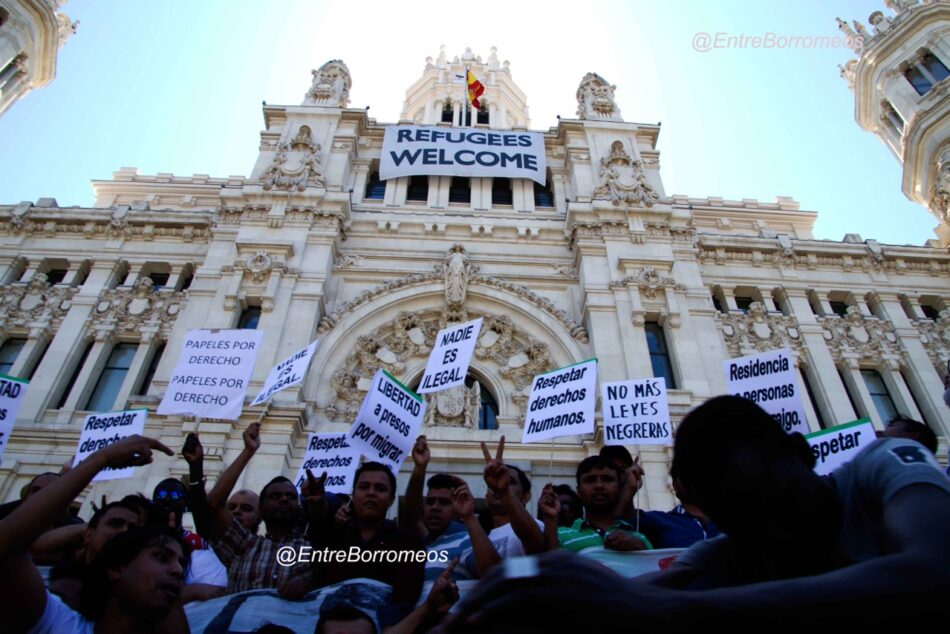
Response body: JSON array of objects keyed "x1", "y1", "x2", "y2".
[{"x1": 478, "y1": 436, "x2": 544, "y2": 558}]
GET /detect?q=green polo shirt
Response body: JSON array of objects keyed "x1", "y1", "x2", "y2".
[{"x1": 557, "y1": 517, "x2": 654, "y2": 552}]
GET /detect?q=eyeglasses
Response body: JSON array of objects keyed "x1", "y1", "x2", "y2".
[{"x1": 155, "y1": 489, "x2": 185, "y2": 501}]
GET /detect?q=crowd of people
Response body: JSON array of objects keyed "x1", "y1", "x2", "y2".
[{"x1": 0, "y1": 395, "x2": 947, "y2": 633}]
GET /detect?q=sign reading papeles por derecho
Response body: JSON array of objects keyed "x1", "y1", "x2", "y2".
[{"x1": 380, "y1": 125, "x2": 547, "y2": 185}]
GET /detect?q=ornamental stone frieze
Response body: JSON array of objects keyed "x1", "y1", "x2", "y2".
[
  {"x1": 260, "y1": 128, "x2": 326, "y2": 192},
  {"x1": 89, "y1": 277, "x2": 186, "y2": 337},
  {"x1": 0, "y1": 274, "x2": 77, "y2": 330},
  {"x1": 222, "y1": 250, "x2": 297, "y2": 312},
  {"x1": 592, "y1": 141, "x2": 659, "y2": 207},
  {"x1": 610, "y1": 267, "x2": 685, "y2": 300},
  {"x1": 717, "y1": 302, "x2": 804, "y2": 358},
  {"x1": 0, "y1": 204, "x2": 210, "y2": 242},
  {"x1": 913, "y1": 308, "x2": 950, "y2": 374},
  {"x1": 818, "y1": 306, "x2": 903, "y2": 365}
]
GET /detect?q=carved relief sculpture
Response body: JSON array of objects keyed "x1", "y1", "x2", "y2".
[
  {"x1": 303, "y1": 59, "x2": 352, "y2": 107},
  {"x1": 261, "y1": 138, "x2": 326, "y2": 192},
  {"x1": 593, "y1": 141, "x2": 659, "y2": 207},
  {"x1": 444, "y1": 243, "x2": 472, "y2": 305},
  {"x1": 576, "y1": 73, "x2": 622, "y2": 121},
  {"x1": 929, "y1": 152, "x2": 950, "y2": 223}
]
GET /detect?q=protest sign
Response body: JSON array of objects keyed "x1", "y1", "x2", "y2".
[
  {"x1": 601, "y1": 377, "x2": 671, "y2": 446},
  {"x1": 72, "y1": 408, "x2": 147, "y2": 481},
  {"x1": 293, "y1": 433, "x2": 359, "y2": 494},
  {"x1": 0, "y1": 374, "x2": 28, "y2": 465},
  {"x1": 418, "y1": 318, "x2": 482, "y2": 394},
  {"x1": 251, "y1": 340, "x2": 319, "y2": 406},
  {"x1": 158, "y1": 329, "x2": 263, "y2": 420},
  {"x1": 806, "y1": 418, "x2": 877, "y2": 476},
  {"x1": 522, "y1": 359, "x2": 597, "y2": 444},
  {"x1": 348, "y1": 370, "x2": 426, "y2": 470},
  {"x1": 723, "y1": 348, "x2": 808, "y2": 435},
  {"x1": 380, "y1": 125, "x2": 547, "y2": 185}
]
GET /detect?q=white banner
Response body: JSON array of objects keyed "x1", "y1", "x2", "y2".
[
  {"x1": 418, "y1": 318, "x2": 482, "y2": 394},
  {"x1": 723, "y1": 348, "x2": 808, "y2": 435},
  {"x1": 380, "y1": 125, "x2": 548, "y2": 185},
  {"x1": 601, "y1": 378, "x2": 671, "y2": 446},
  {"x1": 522, "y1": 359, "x2": 597, "y2": 444},
  {"x1": 348, "y1": 370, "x2": 426, "y2": 470},
  {"x1": 72, "y1": 409, "x2": 147, "y2": 481},
  {"x1": 293, "y1": 433, "x2": 359, "y2": 494},
  {"x1": 158, "y1": 330, "x2": 263, "y2": 421},
  {"x1": 251, "y1": 340, "x2": 319, "y2": 406},
  {"x1": 0, "y1": 374, "x2": 29, "y2": 466},
  {"x1": 806, "y1": 419, "x2": 877, "y2": 476}
]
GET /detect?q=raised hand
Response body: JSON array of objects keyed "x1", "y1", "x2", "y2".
[
  {"x1": 426, "y1": 558, "x2": 460, "y2": 613},
  {"x1": 538, "y1": 483, "x2": 561, "y2": 522},
  {"x1": 100, "y1": 435, "x2": 173, "y2": 469},
  {"x1": 412, "y1": 435, "x2": 431, "y2": 468},
  {"x1": 182, "y1": 432, "x2": 204, "y2": 465},
  {"x1": 243, "y1": 422, "x2": 261, "y2": 453},
  {"x1": 451, "y1": 478, "x2": 475, "y2": 521},
  {"x1": 301, "y1": 469, "x2": 328, "y2": 507},
  {"x1": 334, "y1": 500, "x2": 352, "y2": 526},
  {"x1": 481, "y1": 435, "x2": 510, "y2": 494}
]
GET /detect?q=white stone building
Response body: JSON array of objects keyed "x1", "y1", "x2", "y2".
[{"x1": 1, "y1": 45, "x2": 947, "y2": 516}]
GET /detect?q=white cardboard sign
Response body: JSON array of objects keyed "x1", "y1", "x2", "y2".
[
  {"x1": 522, "y1": 359, "x2": 597, "y2": 444},
  {"x1": 601, "y1": 377, "x2": 672, "y2": 446},
  {"x1": 0, "y1": 374, "x2": 29, "y2": 466},
  {"x1": 72, "y1": 408, "x2": 147, "y2": 481},
  {"x1": 251, "y1": 340, "x2": 319, "y2": 406},
  {"x1": 723, "y1": 348, "x2": 808, "y2": 435},
  {"x1": 418, "y1": 318, "x2": 482, "y2": 394},
  {"x1": 348, "y1": 370, "x2": 426, "y2": 470},
  {"x1": 806, "y1": 419, "x2": 877, "y2": 476},
  {"x1": 293, "y1": 433, "x2": 360, "y2": 494},
  {"x1": 158, "y1": 329, "x2": 263, "y2": 421}
]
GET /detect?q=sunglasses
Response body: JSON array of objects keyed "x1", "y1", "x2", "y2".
[{"x1": 155, "y1": 489, "x2": 185, "y2": 501}]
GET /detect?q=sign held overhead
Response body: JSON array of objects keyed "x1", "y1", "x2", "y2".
[{"x1": 418, "y1": 318, "x2": 482, "y2": 394}]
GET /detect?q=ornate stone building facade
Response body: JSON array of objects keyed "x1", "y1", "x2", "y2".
[{"x1": 1, "y1": 48, "x2": 948, "y2": 515}]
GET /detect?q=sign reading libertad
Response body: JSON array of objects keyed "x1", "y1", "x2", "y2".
[{"x1": 380, "y1": 125, "x2": 547, "y2": 185}]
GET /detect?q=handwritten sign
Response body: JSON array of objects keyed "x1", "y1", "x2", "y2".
[
  {"x1": 522, "y1": 359, "x2": 597, "y2": 444},
  {"x1": 723, "y1": 348, "x2": 807, "y2": 435},
  {"x1": 601, "y1": 378, "x2": 671, "y2": 446},
  {"x1": 251, "y1": 341, "x2": 319, "y2": 406},
  {"x1": 806, "y1": 419, "x2": 877, "y2": 476},
  {"x1": 72, "y1": 408, "x2": 147, "y2": 481},
  {"x1": 348, "y1": 370, "x2": 426, "y2": 470},
  {"x1": 0, "y1": 374, "x2": 28, "y2": 466},
  {"x1": 418, "y1": 318, "x2": 482, "y2": 394},
  {"x1": 293, "y1": 433, "x2": 359, "y2": 494}
]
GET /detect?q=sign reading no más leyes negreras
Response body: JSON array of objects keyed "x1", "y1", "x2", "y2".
[{"x1": 380, "y1": 125, "x2": 547, "y2": 185}]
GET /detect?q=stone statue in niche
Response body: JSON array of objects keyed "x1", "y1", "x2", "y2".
[
  {"x1": 444, "y1": 243, "x2": 471, "y2": 305},
  {"x1": 593, "y1": 141, "x2": 658, "y2": 207},
  {"x1": 424, "y1": 381, "x2": 481, "y2": 428},
  {"x1": 304, "y1": 59, "x2": 351, "y2": 107},
  {"x1": 576, "y1": 72, "x2": 622, "y2": 121}
]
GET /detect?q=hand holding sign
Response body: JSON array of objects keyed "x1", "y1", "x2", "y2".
[
  {"x1": 99, "y1": 435, "x2": 173, "y2": 470},
  {"x1": 481, "y1": 436, "x2": 510, "y2": 495},
  {"x1": 412, "y1": 435, "x2": 431, "y2": 468},
  {"x1": 243, "y1": 422, "x2": 262, "y2": 454}
]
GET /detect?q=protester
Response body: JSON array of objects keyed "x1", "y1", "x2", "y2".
[
  {"x1": 539, "y1": 456, "x2": 651, "y2": 552},
  {"x1": 881, "y1": 414, "x2": 938, "y2": 455},
  {"x1": 551, "y1": 484, "x2": 582, "y2": 528},
  {"x1": 401, "y1": 435, "x2": 499, "y2": 579},
  {"x1": 0, "y1": 434, "x2": 190, "y2": 633},
  {"x1": 226, "y1": 489, "x2": 261, "y2": 532},
  {"x1": 0, "y1": 471, "x2": 82, "y2": 526},
  {"x1": 444, "y1": 395, "x2": 950, "y2": 631},
  {"x1": 638, "y1": 472, "x2": 720, "y2": 549},
  {"x1": 478, "y1": 437, "x2": 544, "y2": 558},
  {"x1": 598, "y1": 445, "x2": 643, "y2": 520},
  {"x1": 184, "y1": 423, "x2": 315, "y2": 597}
]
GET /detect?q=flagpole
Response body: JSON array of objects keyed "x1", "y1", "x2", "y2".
[{"x1": 462, "y1": 65, "x2": 467, "y2": 127}]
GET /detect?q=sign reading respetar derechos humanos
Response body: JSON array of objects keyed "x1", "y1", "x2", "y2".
[{"x1": 380, "y1": 125, "x2": 547, "y2": 185}]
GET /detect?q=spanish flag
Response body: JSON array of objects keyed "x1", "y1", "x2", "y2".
[{"x1": 467, "y1": 69, "x2": 485, "y2": 110}]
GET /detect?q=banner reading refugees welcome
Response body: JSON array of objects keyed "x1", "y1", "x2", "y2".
[{"x1": 380, "y1": 125, "x2": 547, "y2": 185}]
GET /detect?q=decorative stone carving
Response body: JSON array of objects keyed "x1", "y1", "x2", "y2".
[
  {"x1": 500, "y1": 342, "x2": 554, "y2": 390},
  {"x1": 424, "y1": 382, "x2": 481, "y2": 428},
  {"x1": 611, "y1": 267, "x2": 685, "y2": 299},
  {"x1": 929, "y1": 152, "x2": 950, "y2": 223},
  {"x1": 304, "y1": 60, "x2": 351, "y2": 107},
  {"x1": 444, "y1": 243, "x2": 472, "y2": 305},
  {"x1": 335, "y1": 254, "x2": 364, "y2": 269},
  {"x1": 718, "y1": 302, "x2": 803, "y2": 357},
  {"x1": 0, "y1": 279, "x2": 76, "y2": 330},
  {"x1": 261, "y1": 141, "x2": 326, "y2": 191},
  {"x1": 232, "y1": 250, "x2": 286, "y2": 285},
  {"x1": 838, "y1": 59, "x2": 858, "y2": 90},
  {"x1": 912, "y1": 309, "x2": 950, "y2": 374},
  {"x1": 592, "y1": 141, "x2": 658, "y2": 207},
  {"x1": 576, "y1": 73, "x2": 622, "y2": 121},
  {"x1": 89, "y1": 285, "x2": 185, "y2": 336},
  {"x1": 819, "y1": 307, "x2": 902, "y2": 364}
]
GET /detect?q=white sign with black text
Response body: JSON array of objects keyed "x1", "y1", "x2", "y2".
[
  {"x1": 806, "y1": 419, "x2": 877, "y2": 476},
  {"x1": 348, "y1": 370, "x2": 426, "y2": 470},
  {"x1": 522, "y1": 359, "x2": 598, "y2": 444},
  {"x1": 418, "y1": 318, "x2": 482, "y2": 394},
  {"x1": 251, "y1": 340, "x2": 319, "y2": 406},
  {"x1": 0, "y1": 374, "x2": 28, "y2": 466},
  {"x1": 72, "y1": 409, "x2": 147, "y2": 482},
  {"x1": 293, "y1": 433, "x2": 360, "y2": 494},
  {"x1": 158, "y1": 329, "x2": 264, "y2": 421},
  {"x1": 601, "y1": 377, "x2": 672, "y2": 446},
  {"x1": 723, "y1": 348, "x2": 808, "y2": 435}
]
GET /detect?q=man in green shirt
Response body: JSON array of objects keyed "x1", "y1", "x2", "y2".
[{"x1": 540, "y1": 455, "x2": 651, "y2": 552}]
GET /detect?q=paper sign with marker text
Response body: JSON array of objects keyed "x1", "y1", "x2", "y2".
[
  {"x1": 251, "y1": 340, "x2": 319, "y2": 406},
  {"x1": 72, "y1": 409, "x2": 147, "y2": 482},
  {"x1": 522, "y1": 359, "x2": 597, "y2": 444},
  {"x1": 601, "y1": 377, "x2": 671, "y2": 446},
  {"x1": 0, "y1": 374, "x2": 28, "y2": 466},
  {"x1": 723, "y1": 348, "x2": 808, "y2": 435},
  {"x1": 806, "y1": 418, "x2": 877, "y2": 476},
  {"x1": 293, "y1": 433, "x2": 359, "y2": 494},
  {"x1": 418, "y1": 318, "x2": 482, "y2": 394},
  {"x1": 347, "y1": 370, "x2": 426, "y2": 470}
]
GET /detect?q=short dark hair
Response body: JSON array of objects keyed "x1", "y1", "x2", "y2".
[
  {"x1": 505, "y1": 464, "x2": 531, "y2": 494},
  {"x1": 553, "y1": 484, "x2": 581, "y2": 507},
  {"x1": 599, "y1": 445, "x2": 634, "y2": 468},
  {"x1": 315, "y1": 604, "x2": 375, "y2": 634},
  {"x1": 259, "y1": 476, "x2": 298, "y2": 503},
  {"x1": 80, "y1": 525, "x2": 189, "y2": 620},
  {"x1": 426, "y1": 473, "x2": 457, "y2": 490},
  {"x1": 576, "y1": 455, "x2": 621, "y2": 486},
  {"x1": 354, "y1": 462, "x2": 396, "y2": 498},
  {"x1": 89, "y1": 494, "x2": 150, "y2": 529},
  {"x1": 888, "y1": 415, "x2": 939, "y2": 454}
]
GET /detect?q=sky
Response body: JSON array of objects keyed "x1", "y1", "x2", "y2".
[{"x1": 0, "y1": 0, "x2": 940, "y2": 246}]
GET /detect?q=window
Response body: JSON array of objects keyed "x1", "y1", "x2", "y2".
[
  {"x1": 921, "y1": 304, "x2": 940, "y2": 320},
  {"x1": 829, "y1": 301, "x2": 849, "y2": 317},
  {"x1": 364, "y1": 171, "x2": 385, "y2": 200},
  {"x1": 645, "y1": 322, "x2": 676, "y2": 389},
  {"x1": 533, "y1": 180, "x2": 554, "y2": 208},
  {"x1": 449, "y1": 177, "x2": 471, "y2": 204},
  {"x1": 238, "y1": 307, "x2": 261, "y2": 330},
  {"x1": 734, "y1": 296, "x2": 754, "y2": 313},
  {"x1": 492, "y1": 177, "x2": 512, "y2": 206},
  {"x1": 441, "y1": 103, "x2": 453, "y2": 123},
  {"x1": 148, "y1": 272, "x2": 169, "y2": 289},
  {"x1": 477, "y1": 106, "x2": 489, "y2": 125},
  {"x1": 137, "y1": 343, "x2": 165, "y2": 395},
  {"x1": 85, "y1": 343, "x2": 137, "y2": 411},
  {"x1": 406, "y1": 176, "x2": 429, "y2": 202},
  {"x1": 905, "y1": 65, "x2": 933, "y2": 95},
  {"x1": 923, "y1": 52, "x2": 950, "y2": 83},
  {"x1": 0, "y1": 338, "x2": 26, "y2": 376},
  {"x1": 467, "y1": 376, "x2": 499, "y2": 430},
  {"x1": 57, "y1": 343, "x2": 92, "y2": 409},
  {"x1": 45, "y1": 268, "x2": 68, "y2": 285},
  {"x1": 861, "y1": 369, "x2": 897, "y2": 422}
]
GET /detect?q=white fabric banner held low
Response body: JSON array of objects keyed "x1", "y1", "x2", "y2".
[
  {"x1": 251, "y1": 340, "x2": 319, "y2": 406},
  {"x1": 380, "y1": 125, "x2": 547, "y2": 185},
  {"x1": 347, "y1": 369, "x2": 426, "y2": 470},
  {"x1": 418, "y1": 318, "x2": 482, "y2": 394},
  {"x1": 723, "y1": 348, "x2": 808, "y2": 435},
  {"x1": 0, "y1": 374, "x2": 29, "y2": 466},
  {"x1": 522, "y1": 359, "x2": 597, "y2": 444},
  {"x1": 72, "y1": 409, "x2": 147, "y2": 482},
  {"x1": 601, "y1": 377, "x2": 672, "y2": 446},
  {"x1": 806, "y1": 418, "x2": 877, "y2": 476},
  {"x1": 158, "y1": 329, "x2": 263, "y2": 421},
  {"x1": 293, "y1": 433, "x2": 359, "y2": 494}
]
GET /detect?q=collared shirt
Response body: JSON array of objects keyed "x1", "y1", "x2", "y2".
[
  {"x1": 211, "y1": 515, "x2": 312, "y2": 593},
  {"x1": 557, "y1": 517, "x2": 654, "y2": 552},
  {"x1": 426, "y1": 520, "x2": 475, "y2": 581},
  {"x1": 640, "y1": 505, "x2": 721, "y2": 549}
]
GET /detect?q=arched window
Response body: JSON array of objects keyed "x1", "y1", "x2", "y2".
[
  {"x1": 466, "y1": 375, "x2": 499, "y2": 430},
  {"x1": 441, "y1": 102, "x2": 454, "y2": 123}
]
